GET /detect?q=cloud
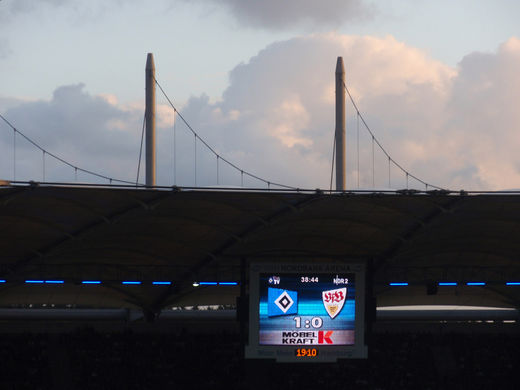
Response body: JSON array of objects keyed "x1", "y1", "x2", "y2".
[
  {"x1": 185, "y1": 0, "x2": 374, "y2": 30},
  {"x1": 171, "y1": 34, "x2": 520, "y2": 190},
  {"x1": 442, "y1": 37, "x2": 520, "y2": 189},
  {"x1": 0, "y1": 83, "x2": 195, "y2": 185},
  {"x1": 0, "y1": 0, "x2": 70, "y2": 24},
  {"x1": 0, "y1": 84, "x2": 143, "y2": 183},
  {"x1": 2, "y1": 34, "x2": 520, "y2": 191},
  {"x1": 5, "y1": 0, "x2": 68, "y2": 14},
  {"x1": 176, "y1": 34, "x2": 456, "y2": 189}
]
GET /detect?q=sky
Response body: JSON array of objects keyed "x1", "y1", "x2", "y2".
[{"x1": 1, "y1": 0, "x2": 520, "y2": 190}]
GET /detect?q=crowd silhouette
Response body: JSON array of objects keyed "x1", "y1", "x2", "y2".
[{"x1": 0, "y1": 328, "x2": 518, "y2": 389}]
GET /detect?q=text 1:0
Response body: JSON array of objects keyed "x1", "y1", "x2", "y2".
[{"x1": 293, "y1": 317, "x2": 323, "y2": 328}]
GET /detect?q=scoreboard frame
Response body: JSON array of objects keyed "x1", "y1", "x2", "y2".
[{"x1": 245, "y1": 262, "x2": 368, "y2": 362}]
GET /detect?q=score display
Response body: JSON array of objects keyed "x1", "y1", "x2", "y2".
[
  {"x1": 246, "y1": 262, "x2": 367, "y2": 362},
  {"x1": 259, "y1": 273, "x2": 354, "y2": 345}
]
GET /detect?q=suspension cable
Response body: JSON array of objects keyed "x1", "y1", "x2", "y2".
[
  {"x1": 154, "y1": 78, "x2": 296, "y2": 189},
  {"x1": 216, "y1": 155, "x2": 219, "y2": 186},
  {"x1": 42, "y1": 150, "x2": 46, "y2": 182},
  {"x1": 136, "y1": 113, "x2": 146, "y2": 185},
  {"x1": 388, "y1": 156, "x2": 391, "y2": 188},
  {"x1": 329, "y1": 133, "x2": 336, "y2": 193},
  {"x1": 13, "y1": 128, "x2": 16, "y2": 181},
  {"x1": 173, "y1": 110, "x2": 177, "y2": 185},
  {"x1": 0, "y1": 113, "x2": 142, "y2": 186},
  {"x1": 357, "y1": 112, "x2": 360, "y2": 188},
  {"x1": 194, "y1": 134, "x2": 197, "y2": 187},
  {"x1": 343, "y1": 81, "x2": 445, "y2": 190},
  {"x1": 372, "y1": 136, "x2": 375, "y2": 188}
]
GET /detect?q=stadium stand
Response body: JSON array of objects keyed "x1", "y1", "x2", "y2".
[
  {"x1": 1, "y1": 184, "x2": 520, "y2": 387},
  {"x1": 1, "y1": 327, "x2": 519, "y2": 389}
]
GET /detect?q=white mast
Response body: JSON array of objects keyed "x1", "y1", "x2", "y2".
[
  {"x1": 335, "y1": 57, "x2": 346, "y2": 191},
  {"x1": 145, "y1": 53, "x2": 156, "y2": 186}
]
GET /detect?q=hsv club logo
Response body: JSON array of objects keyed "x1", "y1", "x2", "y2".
[
  {"x1": 268, "y1": 287, "x2": 298, "y2": 317},
  {"x1": 322, "y1": 287, "x2": 347, "y2": 319}
]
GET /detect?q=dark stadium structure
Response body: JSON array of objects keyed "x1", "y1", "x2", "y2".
[
  {"x1": 1, "y1": 183, "x2": 520, "y2": 314},
  {"x1": 1, "y1": 182, "x2": 520, "y2": 388}
]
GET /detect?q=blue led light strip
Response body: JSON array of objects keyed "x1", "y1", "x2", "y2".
[
  {"x1": 9, "y1": 279, "x2": 520, "y2": 287},
  {"x1": 11, "y1": 279, "x2": 520, "y2": 287},
  {"x1": 12, "y1": 279, "x2": 236, "y2": 286}
]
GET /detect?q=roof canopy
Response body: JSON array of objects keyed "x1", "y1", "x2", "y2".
[{"x1": 1, "y1": 185, "x2": 519, "y2": 312}]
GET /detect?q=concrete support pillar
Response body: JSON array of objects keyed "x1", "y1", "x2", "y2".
[
  {"x1": 335, "y1": 57, "x2": 346, "y2": 191},
  {"x1": 145, "y1": 53, "x2": 156, "y2": 187}
]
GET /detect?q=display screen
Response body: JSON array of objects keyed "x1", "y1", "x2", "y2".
[
  {"x1": 246, "y1": 262, "x2": 367, "y2": 362},
  {"x1": 259, "y1": 273, "x2": 355, "y2": 346}
]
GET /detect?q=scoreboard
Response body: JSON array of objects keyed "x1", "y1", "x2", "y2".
[{"x1": 245, "y1": 262, "x2": 367, "y2": 362}]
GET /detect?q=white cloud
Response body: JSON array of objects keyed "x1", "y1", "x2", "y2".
[
  {"x1": 177, "y1": 34, "x2": 456, "y2": 189},
  {"x1": 175, "y1": 34, "x2": 520, "y2": 190},
  {"x1": 2, "y1": 34, "x2": 520, "y2": 191},
  {"x1": 442, "y1": 37, "x2": 520, "y2": 189}
]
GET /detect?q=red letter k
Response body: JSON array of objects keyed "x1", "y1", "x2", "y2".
[{"x1": 318, "y1": 330, "x2": 333, "y2": 344}]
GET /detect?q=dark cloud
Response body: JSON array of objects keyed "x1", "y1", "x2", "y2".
[
  {"x1": 185, "y1": 0, "x2": 374, "y2": 30},
  {"x1": 0, "y1": 84, "x2": 142, "y2": 183},
  {"x1": 0, "y1": 83, "x2": 232, "y2": 186},
  {"x1": 5, "y1": 0, "x2": 68, "y2": 14}
]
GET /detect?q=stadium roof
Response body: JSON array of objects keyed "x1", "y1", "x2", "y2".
[{"x1": 1, "y1": 183, "x2": 520, "y2": 314}]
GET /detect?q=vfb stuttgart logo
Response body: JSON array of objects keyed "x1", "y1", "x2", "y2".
[{"x1": 322, "y1": 287, "x2": 347, "y2": 319}]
